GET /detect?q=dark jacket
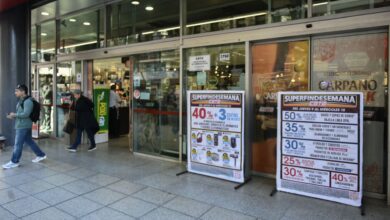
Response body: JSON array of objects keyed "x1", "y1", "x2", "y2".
[{"x1": 72, "y1": 96, "x2": 99, "y2": 133}]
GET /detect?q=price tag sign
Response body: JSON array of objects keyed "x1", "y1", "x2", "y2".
[
  {"x1": 277, "y1": 92, "x2": 363, "y2": 207},
  {"x1": 187, "y1": 91, "x2": 245, "y2": 183}
]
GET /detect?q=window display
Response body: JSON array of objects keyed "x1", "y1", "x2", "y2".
[
  {"x1": 38, "y1": 66, "x2": 55, "y2": 135},
  {"x1": 311, "y1": 32, "x2": 388, "y2": 194}
]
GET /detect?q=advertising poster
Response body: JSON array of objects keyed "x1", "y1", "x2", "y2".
[
  {"x1": 188, "y1": 55, "x2": 210, "y2": 71},
  {"x1": 187, "y1": 91, "x2": 245, "y2": 183},
  {"x1": 31, "y1": 90, "x2": 39, "y2": 139},
  {"x1": 276, "y1": 92, "x2": 363, "y2": 207},
  {"x1": 93, "y1": 87, "x2": 109, "y2": 133}
]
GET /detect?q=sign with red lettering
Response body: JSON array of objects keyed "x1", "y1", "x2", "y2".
[{"x1": 277, "y1": 92, "x2": 363, "y2": 207}]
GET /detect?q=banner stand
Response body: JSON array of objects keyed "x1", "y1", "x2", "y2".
[{"x1": 271, "y1": 92, "x2": 365, "y2": 216}]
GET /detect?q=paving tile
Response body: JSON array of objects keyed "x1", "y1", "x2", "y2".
[
  {"x1": 43, "y1": 174, "x2": 78, "y2": 186},
  {"x1": 201, "y1": 207, "x2": 256, "y2": 220},
  {"x1": 0, "y1": 206, "x2": 17, "y2": 220},
  {"x1": 48, "y1": 163, "x2": 78, "y2": 172},
  {"x1": 107, "y1": 180, "x2": 145, "y2": 195},
  {"x1": 86, "y1": 173, "x2": 120, "y2": 186},
  {"x1": 22, "y1": 207, "x2": 75, "y2": 220},
  {"x1": 109, "y1": 196, "x2": 157, "y2": 218},
  {"x1": 34, "y1": 187, "x2": 77, "y2": 205},
  {"x1": 0, "y1": 180, "x2": 10, "y2": 190},
  {"x1": 2, "y1": 173, "x2": 37, "y2": 186},
  {"x1": 132, "y1": 187, "x2": 176, "y2": 205},
  {"x1": 0, "y1": 187, "x2": 28, "y2": 205},
  {"x1": 83, "y1": 188, "x2": 127, "y2": 205},
  {"x1": 2, "y1": 196, "x2": 49, "y2": 218},
  {"x1": 140, "y1": 207, "x2": 194, "y2": 220},
  {"x1": 29, "y1": 168, "x2": 59, "y2": 178},
  {"x1": 62, "y1": 180, "x2": 100, "y2": 195},
  {"x1": 80, "y1": 207, "x2": 134, "y2": 220},
  {"x1": 135, "y1": 173, "x2": 180, "y2": 189},
  {"x1": 164, "y1": 196, "x2": 212, "y2": 217},
  {"x1": 17, "y1": 180, "x2": 56, "y2": 195},
  {"x1": 65, "y1": 168, "x2": 97, "y2": 179},
  {"x1": 56, "y1": 196, "x2": 103, "y2": 218}
]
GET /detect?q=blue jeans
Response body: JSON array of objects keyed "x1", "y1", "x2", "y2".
[
  {"x1": 11, "y1": 128, "x2": 46, "y2": 163},
  {"x1": 71, "y1": 128, "x2": 96, "y2": 149}
]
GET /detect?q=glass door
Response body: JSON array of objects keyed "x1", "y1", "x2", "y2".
[
  {"x1": 36, "y1": 65, "x2": 55, "y2": 136},
  {"x1": 311, "y1": 32, "x2": 388, "y2": 194},
  {"x1": 132, "y1": 50, "x2": 180, "y2": 158},
  {"x1": 251, "y1": 40, "x2": 309, "y2": 175}
]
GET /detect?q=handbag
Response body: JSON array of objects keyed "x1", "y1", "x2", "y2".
[{"x1": 63, "y1": 120, "x2": 74, "y2": 134}]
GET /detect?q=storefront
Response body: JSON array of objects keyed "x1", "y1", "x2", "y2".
[{"x1": 29, "y1": 0, "x2": 390, "y2": 202}]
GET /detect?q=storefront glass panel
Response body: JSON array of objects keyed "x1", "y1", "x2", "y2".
[
  {"x1": 311, "y1": 32, "x2": 388, "y2": 194},
  {"x1": 186, "y1": 0, "x2": 307, "y2": 35},
  {"x1": 56, "y1": 61, "x2": 82, "y2": 138},
  {"x1": 31, "y1": 26, "x2": 37, "y2": 63},
  {"x1": 183, "y1": 43, "x2": 246, "y2": 158},
  {"x1": 107, "y1": 0, "x2": 180, "y2": 47},
  {"x1": 37, "y1": 66, "x2": 55, "y2": 135},
  {"x1": 312, "y1": 0, "x2": 390, "y2": 17},
  {"x1": 59, "y1": 0, "x2": 105, "y2": 16},
  {"x1": 59, "y1": 9, "x2": 104, "y2": 54},
  {"x1": 35, "y1": 21, "x2": 56, "y2": 63},
  {"x1": 132, "y1": 50, "x2": 180, "y2": 158},
  {"x1": 251, "y1": 40, "x2": 309, "y2": 174}
]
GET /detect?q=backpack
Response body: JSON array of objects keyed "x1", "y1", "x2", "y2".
[{"x1": 21, "y1": 96, "x2": 41, "y2": 123}]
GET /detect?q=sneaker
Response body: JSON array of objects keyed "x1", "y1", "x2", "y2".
[
  {"x1": 67, "y1": 147, "x2": 77, "y2": 152},
  {"x1": 32, "y1": 155, "x2": 47, "y2": 163},
  {"x1": 88, "y1": 146, "x2": 97, "y2": 152},
  {"x1": 2, "y1": 161, "x2": 19, "y2": 169}
]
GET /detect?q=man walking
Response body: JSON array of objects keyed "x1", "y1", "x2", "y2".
[
  {"x1": 67, "y1": 90, "x2": 99, "y2": 152},
  {"x1": 2, "y1": 84, "x2": 47, "y2": 169}
]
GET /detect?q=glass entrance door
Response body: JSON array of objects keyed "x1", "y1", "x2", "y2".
[
  {"x1": 251, "y1": 40, "x2": 309, "y2": 175},
  {"x1": 35, "y1": 65, "x2": 55, "y2": 136},
  {"x1": 132, "y1": 50, "x2": 180, "y2": 158}
]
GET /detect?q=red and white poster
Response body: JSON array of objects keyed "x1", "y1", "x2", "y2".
[{"x1": 277, "y1": 92, "x2": 363, "y2": 207}]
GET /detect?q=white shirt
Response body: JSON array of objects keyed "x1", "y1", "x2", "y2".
[{"x1": 109, "y1": 90, "x2": 121, "y2": 108}]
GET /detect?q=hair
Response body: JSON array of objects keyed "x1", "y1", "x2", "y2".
[
  {"x1": 16, "y1": 84, "x2": 28, "y2": 94},
  {"x1": 110, "y1": 85, "x2": 116, "y2": 90}
]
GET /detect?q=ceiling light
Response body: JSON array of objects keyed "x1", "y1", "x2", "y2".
[
  {"x1": 41, "y1": 12, "x2": 50, "y2": 16},
  {"x1": 131, "y1": 1, "x2": 140, "y2": 5},
  {"x1": 69, "y1": 18, "x2": 77, "y2": 22},
  {"x1": 83, "y1": 22, "x2": 91, "y2": 26},
  {"x1": 145, "y1": 6, "x2": 154, "y2": 11},
  {"x1": 41, "y1": 33, "x2": 47, "y2": 36},
  {"x1": 313, "y1": 2, "x2": 329, "y2": 7}
]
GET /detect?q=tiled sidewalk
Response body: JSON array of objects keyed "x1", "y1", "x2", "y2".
[{"x1": 0, "y1": 138, "x2": 389, "y2": 220}]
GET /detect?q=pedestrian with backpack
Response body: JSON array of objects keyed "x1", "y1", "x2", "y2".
[{"x1": 2, "y1": 84, "x2": 47, "y2": 169}]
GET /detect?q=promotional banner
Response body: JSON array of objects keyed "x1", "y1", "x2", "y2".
[
  {"x1": 31, "y1": 90, "x2": 39, "y2": 139},
  {"x1": 187, "y1": 91, "x2": 245, "y2": 183},
  {"x1": 277, "y1": 92, "x2": 363, "y2": 207},
  {"x1": 93, "y1": 87, "x2": 109, "y2": 133}
]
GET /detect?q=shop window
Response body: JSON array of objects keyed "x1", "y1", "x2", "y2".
[
  {"x1": 251, "y1": 40, "x2": 309, "y2": 175},
  {"x1": 106, "y1": 0, "x2": 180, "y2": 47},
  {"x1": 31, "y1": 1, "x2": 56, "y2": 25},
  {"x1": 58, "y1": 0, "x2": 105, "y2": 16},
  {"x1": 131, "y1": 50, "x2": 180, "y2": 158},
  {"x1": 59, "y1": 9, "x2": 104, "y2": 54},
  {"x1": 311, "y1": 32, "x2": 388, "y2": 194},
  {"x1": 31, "y1": 26, "x2": 37, "y2": 63},
  {"x1": 56, "y1": 61, "x2": 82, "y2": 138},
  {"x1": 312, "y1": 0, "x2": 390, "y2": 17},
  {"x1": 186, "y1": 0, "x2": 307, "y2": 35}
]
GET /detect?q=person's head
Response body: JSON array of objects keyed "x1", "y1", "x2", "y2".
[
  {"x1": 73, "y1": 89, "x2": 82, "y2": 99},
  {"x1": 110, "y1": 84, "x2": 116, "y2": 91},
  {"x1": 15, "y1": 84, "x2": 28, "y2": 98}
]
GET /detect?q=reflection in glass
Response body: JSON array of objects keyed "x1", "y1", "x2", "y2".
[
  {"x1": 251, "y1": 41, "x2": 309, "y2": 174},
  {"x1": 31, "y1": 1, "x2": 56, "y2": 25},
  {"x1": 59, "y1": 9, "x2": 104, "y2": 54},
  {"x1": 132, "y1": 50, "x2": 180, "y2": 158},
  {"x1": 38, "y1": 66, "x2": 55, "y2": 135},
  {"x1": 31, "y1": 26, "x2": 37, "y2": 63},
  {"x1": 35, "y1": 21, "x2": 56, "y2": 62},
  {"x1": 186, "y1": 0, "x2": 307, "y2": 35},
  {"x1": 56, "y1": 61, "x2": 82, "y2": 138},
  {"x1": 311, "y1": 33, "x2": 388, "y2": 194},
  {"x1": 312, "y1": 0, "x2": 390, "y2": 17},
  {"x1": 107, "y1": 0, "x2": 180, "y2": 46}
]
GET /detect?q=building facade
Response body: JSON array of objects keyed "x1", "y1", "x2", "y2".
[{"x1": 0, "y1": 0, "x2": 389, "y2": 204}]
